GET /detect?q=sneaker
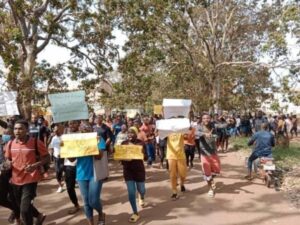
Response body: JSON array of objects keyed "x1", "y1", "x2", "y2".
[
  {"x1": 207, "y1": 189, "x2": 214, "y2": 198},
  {"x1": 170, "y1": 193, "x2": 179, "y2": 201},
  {"x1": 180, "y1": 185, "x2": 186, "y2": 192},
  {"x1": 56, "y1": 186, "x2": 63, "y2": 193}
]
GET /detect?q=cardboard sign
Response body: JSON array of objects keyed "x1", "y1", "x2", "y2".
[
  {"x1": 162, "y1": 99, "x2": 191, "y2": 119},
  {"x1": 0, "y1": 91, "x2": 19, "y2": 116},
  {"x1": 60, "y1": 132, "x2": 99, "y2": 158},
  {"x1": 153, "y1": 105, "x2": 163, "y2": 115},
  {"x1": 49, "y1": 90, "x2": 89, "y2": 123},
  {"x1": 114, "y1": 145, "x2": 144, "y2": 160},
  {"x1": 156, "y1": 118, "x2": 190, "y2": 139}
]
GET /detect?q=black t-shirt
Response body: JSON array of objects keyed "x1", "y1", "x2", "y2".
[
  {"x1": 93, "y1": 124, "x2": 113, "y2": 142},
  {"x1": 29, "y1": 123, "x2": 49, "y2": 142}
]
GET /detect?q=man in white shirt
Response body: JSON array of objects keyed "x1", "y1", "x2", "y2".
[{"x1": 48, "y1": 124, "x2": 64, "y2": 193}]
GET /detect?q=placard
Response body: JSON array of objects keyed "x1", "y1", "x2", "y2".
[
  {"x1": 156, "y1": 118, "x2": 190, "y2": 139},
  {"x1": 153, "y1": 105, "x2": 163, "y2": 115},
  {"x1": 60, "y1": 132, "x2": 99, "y2": 158},
  {"x1": 49, "y1": 90, "x2": 89, "y2": 123},
  {"x1": 114, "y1": 145, "x2": 144, "y2": 160},
  {"x1": 162, "y1": 99, "x2": 191, "y2": 119},
  {"x1": 0, "y1": 91, "x2": 19, "y2": 116}
]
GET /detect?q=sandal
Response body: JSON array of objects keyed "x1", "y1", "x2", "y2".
[
  {"x1": 244, "y1": 175, "x2": 253, "y2": 181},
  {"x1": 207, "y1": 189, "x2": 214, "y2": 198},
  {"x1": 98, "y1": 213, "x2": 106, "y2": 225},
  {"x1": 129, "y1": 213, "x2": 140, "y2": 223},
  {"x1": 36, "y1": 213, "x2": 46, "y2": 225},
  {"x1": 68, "y1": 207, "x2": 80, "y2": 215}
]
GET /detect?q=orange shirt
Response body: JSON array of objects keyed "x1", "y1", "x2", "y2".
[
  {"x1": 5, "y1": 137, "x2": 48, "y2": 185},
  {"x1": 184, "y1": 128, "x2": 196, "y2": 146}
]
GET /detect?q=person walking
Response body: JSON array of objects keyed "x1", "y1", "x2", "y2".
[
  {"x1": 121, "y1": 127, "x2": 147, "y2": 223},
  {"x1": 5, "y1": 120, "x2": 49, "y2": 225}
]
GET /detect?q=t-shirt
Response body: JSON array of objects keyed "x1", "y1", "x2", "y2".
[
  {"x1": 112, "y1": 122, "x2": 123, "y2": 136},
  {"x1": 197, "y1": 125, "x2": 217, "y2": 156},
  {"x1": 5, "y1": 137, "x2": 48, "y2": 185},
  {"x1": 48, "y1": 135, "x2": 62, "y2": 158},
  {"x1": 29, "y1": 123, "x2": 49, "y2": 142},
  {"x1": 115, "y1": 132, "x2": 128, "y2": 145},
  {"x1": 76, "y1": 156, "x2": 94, "y2": 181},
  {"x1": 184, "y1": 128, "x2": 196, "y2": 146},
  {"x1": 166, "y1": 133, "x2": 185, "y2": 160}
]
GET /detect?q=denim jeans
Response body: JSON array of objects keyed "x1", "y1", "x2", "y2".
[
  {"x1": 247, "y1": 150, "x2": 272, "y2": 172},
  {"x1": 54, "y1": 157, "x2": 64, "y2": 183},
  {"x1": 146, "y1": 143, "x2": 155, "y2": 165},
  {"x1": 126, "y1": 181, "x2": 146, "y2": 214},
  {"x1": 78, "y1": 179, "x2": 103, "y2": 219}
]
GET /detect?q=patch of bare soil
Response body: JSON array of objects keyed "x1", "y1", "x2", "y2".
[{"x1": 282, "y1": 166, "x2": 300, "y2": 209}]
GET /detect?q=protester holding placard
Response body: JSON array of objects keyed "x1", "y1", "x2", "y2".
[
  {"x1": 166, "y1": 132, "x2": 187, "y2": 200},
  {"x1": 75, "y1": 124, "x2": 106, "y2": 225},
  {"x1": 140, "y1": 116, "x2": 155, "y2": 167},
  {"x1": 120, "y1": 127, "x2": 147, "y2": 223},
  {"x1": 63, "y1": 120, "x2": 80, "y2": 215}
]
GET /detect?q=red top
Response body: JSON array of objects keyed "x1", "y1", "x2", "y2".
[{"x1": 5, "y1": 137, "x2": 48, "y2": 185}]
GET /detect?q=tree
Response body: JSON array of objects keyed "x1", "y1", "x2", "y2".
[
  {"x1": 104, "y1": 0, "x2": 286, "y2": 112},
  {"x1": 0, "y1": 0, "x2": 117, "y2": 119}
]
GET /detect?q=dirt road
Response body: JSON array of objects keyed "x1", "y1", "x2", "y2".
[{"x1": 1, "y1": 150, "x2": 299, "y2": 225}]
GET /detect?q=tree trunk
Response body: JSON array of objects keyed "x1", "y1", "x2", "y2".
[
  {"x1": 212, "y1": 74, "x2": 220, "y2": 114},
  {"x1": 18, "y1": 44, "x2": 37, "y2": 120}
]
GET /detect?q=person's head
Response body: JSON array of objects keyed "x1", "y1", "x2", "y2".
[
  {"x1": 96, "y1": 115, "x2": 104, "y2": 125},
  {"x1": 14, "y1": 120, "x2": 29, "y2": 140},
  {"x1": 121, "y1": 124, "x2": 127, "y2": 133},
  {"x1": 68, "y1": 120, "x2": 80, "y2": 132},
  {"x1": 116, "y1": 114, "x2": 121, "y2": 122},
  {"x1": 202, "y1": 114, "x2": 211, "y2": 126},
  {"x1": 257, "y1": 110, "x2": 263, "y2": 118},
  {"x1": 261, "y1": 123, "x2": 268, "y2": 130},
  {"x1": 31, "y1": 114, "x2": 38, "y2": 123},
  {"x1": 128, "y1": 127, "x2": 138, "y2": 141},
  {"x1": 54, "y1": 124, "x2": 64, "y2": 136},
  {"x1": 143, "y1": 116, "x2": 150, "y2": 125},
  {"x1": 2, "y1": 127, "x2": 13, "y2": 143},
  {"x1": 127, "y1": 118, "x2": 134, "y2": 127},
  {"x1": 134, "y1": 119, "x2": 141, "y2": 129}
]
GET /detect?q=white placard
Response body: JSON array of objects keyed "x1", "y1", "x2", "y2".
[
  {"x1": 0, "y1": 91, "x2": 19, "y2": 116},
  {"x1": 156, "y1": 118, "x2": 190, "y2": 139},
  {"x1": 162, "y1": 99, "x2": 191, "y2": 119}
]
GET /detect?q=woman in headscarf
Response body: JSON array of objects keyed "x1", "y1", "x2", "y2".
[{"x1": 121, "y1": 127, "x2": 147, "y2": 223}]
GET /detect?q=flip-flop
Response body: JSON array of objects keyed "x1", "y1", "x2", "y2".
[
  {"x1": 129, "y1": 213, "x2": 140, "y2": 223},
  {"x1": 244, "y1": 175, "x2": 253, "y2": 181},
  {"x1": 36, "y1": 214, "x2": 46, "y2": 225}
]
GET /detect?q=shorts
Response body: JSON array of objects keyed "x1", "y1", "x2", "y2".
[{"x1": 201, "y1": 154, "x2": 221, "y2": 181}]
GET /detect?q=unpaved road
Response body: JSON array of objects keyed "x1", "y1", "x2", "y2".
[{"x1": 1, "y1": 150, "x2": 299, "y2": 225}]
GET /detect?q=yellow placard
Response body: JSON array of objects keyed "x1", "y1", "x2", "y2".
[
  {"x1": 60, "y1": 132, "x2": 99, "y2": 158},
  {"x1": 154, "y1": 105, "x2": 163, "y2": 115},
  {"x1": 114, "y1": 145, "x2": 144, "y2": 160}
]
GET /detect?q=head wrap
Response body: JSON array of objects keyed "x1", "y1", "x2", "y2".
[{"x1": 129, "y1": 126, "x2": 139, "y2": 135}]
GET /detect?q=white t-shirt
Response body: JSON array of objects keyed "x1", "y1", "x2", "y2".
[{"x1": 49, "y1": 135, "x2": 62, "y2": 158}]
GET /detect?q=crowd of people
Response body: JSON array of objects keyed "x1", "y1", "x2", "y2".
[{"x1": 0, "y1": 110, "x2": 298, "y2": 225}]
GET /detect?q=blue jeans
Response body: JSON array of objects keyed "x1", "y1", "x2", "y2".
[
  {"x1": 146, "y1": 143, "x2": 155, "y2": 165},
  {"x1": 78, "y1": 179, "x2": 103, "y2": 219},
  {"x1": 247, "y1": 150, "x2": 272, "y2": 172},
  {"x1": 126, "y1": 181, "x2": 146, "y2": 214}
]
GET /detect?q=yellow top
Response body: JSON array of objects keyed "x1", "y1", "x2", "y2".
[{"x1": 166, "y1": 133, "x2": 186, "y2": 160}]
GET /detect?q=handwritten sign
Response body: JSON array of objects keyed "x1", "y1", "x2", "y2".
[
  {"x1": 114, "y1": 145, "x2": 144, "y2": 160},
  {"x1": 60, "y1": 132, "x2": 99, "y2": 158},
  {"x1": 48, "y1": 90, "x2": 89, "y2": 123},
  {"x1": 0, "y1": 91, "x2": 19, "y2": 116}
]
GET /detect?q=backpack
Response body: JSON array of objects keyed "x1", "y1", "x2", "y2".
[{"x1": 7, "y1": 136, "x2": 50, "y2": 174}]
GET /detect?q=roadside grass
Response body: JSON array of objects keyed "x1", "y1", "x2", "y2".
[{"x1": 230, "y1": 137, "x2": 300, "y2": 169}]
